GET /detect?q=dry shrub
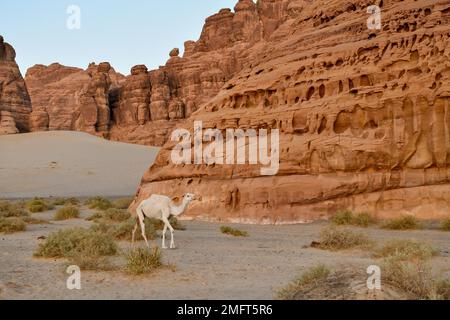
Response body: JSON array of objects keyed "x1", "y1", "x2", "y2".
[
  {"x1": 53, "y1": 197, "x2": 80, "y2": 206},
  {"x1": 331, "y1": 210, "x2": 376, "y2": 227},
  {"x1": 124, "y1": 247, "x2": 163, "y2": 275},
  {"x1": 277, "y1": 265, "x2": 330, "y2": 300},
  {"x1": 85, "y1": 197, "x2": 113, "y2": 211},
  {"x1": 382, "y1": 215, "x2": 422, "y2": 230},
  {"x1": 314, "y1": 226, "x2": 371, "y2": 251},
  {"x1": 27, "y1": 198, "x2": 54, "y2": 213},
  {"x1": 87, "y1": 208, "x2": 129, "y2": 223},
  {"x1": 34, "y1": 227, "x2": 117, "y2": 258},
  {"x1": 113, "y1": 198, "x2": 133, "y2": 209},
  {"x1": 0, "y1": 217, "x2": 26, "y2": 234},
  {"x1": 373, "y1": 239, "x2": 438, "y2": 261},
  {"x1": 441, "y1": 218, "x2": 450, "y2": 231},
  {"x1": 220, "y1": 226, "x2": 249, "y2": 237},
  {"x1": 54, "y1": 206, "x2": 80, "y2": 220},
  {"x1": 0, "y1": 201, "x2": 28, "y2": 218}
]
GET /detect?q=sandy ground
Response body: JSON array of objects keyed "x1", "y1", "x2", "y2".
[
  {"x1": 1, "y1": 205, "x2": 449, "y2": 300},
  {"x1": 0, "y1": 131, "x2": 159, "y2": 198}
]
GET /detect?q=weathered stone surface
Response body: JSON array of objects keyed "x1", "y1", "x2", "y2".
[
  {"x1": 0, "y1": 36, "x2": 31, "y2": 134},
  {"x1": 26, "y1": 62, "x2": 125, "y2": 136},
  {"x1": 132, "y1": 0, "x2": 450, "y2": 223}
]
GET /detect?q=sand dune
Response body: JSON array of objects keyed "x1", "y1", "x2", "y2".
[{"x1": 0, "y1": 131, "x2": 160, "y2": 198}]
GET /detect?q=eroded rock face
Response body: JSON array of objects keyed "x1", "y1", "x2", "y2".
[
  {"x1": 0, "y1": 36, "x2": 32, "y2": 134},
  {"x1": 26, "y1": 62, "x2": 125, "y2": 137},
  {"x1": 133, "y1": 0, "x2": 450, "y2": 223}
]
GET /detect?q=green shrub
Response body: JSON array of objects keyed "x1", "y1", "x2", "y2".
[
  {"x1": 124, "y1": 247, "x2": 162, "y2": 275},
  {"x1": 54, "y1": 206, "x2": 80, "y2": 220},
  {"x1": 331, "y1": 210, "x2": 376, "y2": 227},
  {"x1": 85, "y1": 197, "x2": 113, "y2": 210},
  {"x1": 27, "y1": 198, "x2": 53, "y2": 213},
  {"x1": 331, "y1": 210, "x2": 354, "y2": 226},
  {"x1": 220, "y1": 226, "x2": 249, "y2": 237},
  {"x1": 277, "y1": 265, "x2": 331, "y2": 300},
  {"x1": 441, "y1": 218, "x2": 450, "y2": 231},
  {"x1": 382, "y1": 215, "x2": 422, "y2": 230},
  {"x1": 113, "y1": 197, "x2": 133, "y2": 209},
  {"x1": 314, "y1": 226, "x2": 371, "y2": 251},
  {"x1": 0, "y1": 217, "x2": 26, "y2": 234},
  {"x1": 352, "y1": 212, "x2": 376, "y2": 227},
  {"x1": 34, "y1": 227, "x2": 117, "y2": 258}
]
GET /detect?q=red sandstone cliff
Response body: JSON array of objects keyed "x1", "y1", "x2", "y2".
[
  {"x1": 0, "y1": 36, "x2": 32, "y2": 135},
  {"x1": 131, "y1": 0, "x2": 450, "y2": 223}
]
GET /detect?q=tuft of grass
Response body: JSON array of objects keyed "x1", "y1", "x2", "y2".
[
  {"x1": 331, "y1": 210, "x2": 376, "y2": 227},
  {"x1": 0, "y1": 201, "x2": 28, "y2": 218},
  {"x1": 436, "y1": 279, "x2": 450, "y2": 300},
  {"x1": 373, "y1": 239, "x2": 438, "y2": 261},
  {"x1": 67, "y1": 253, "x2": 115, "y2": 271},
  {"x1": 220, "y1": 226, "x2": 249, "y2": 237},
  {"x1": 441, "y1": 218, "x2": 450, "y2": 231},
  {"x1": 85, "y1": 197, "x2": 113, "y2": 211},
  {"x1": 382, "y1": 215, "x2": 422, "y2": 230},
  {"x1": 27, "y1": 198, "x2": 54, "y2": 213},
  {"x1": 124, "y1": 247, "x2": 163, "y2": 275},
  {"x1": 113, "y1": 197, "x2": 133, "y2": 209},
  {"x1": 352, "y1": 212, "x2": 377, "y2": 227},
  {"x1": 277, "y1": 265, "x2": 331, "y2": 300},
  {"x1": 331, "y1": 210, "x2": 353, "y2": 225},
  {"x1": 52, "y1": 197, "x2": 80, "y2": 206},
  {"x1": 314, "y1": 226, "x2": 371, "y2": 251},
  {"x1": 87, "y1": 208, "x2": 130, "y2": 223},
  {"x1": 54, "y1": 206, "x2": 80, "y2": 221},
  {"x1": 381, "y1": 253, "x2": 450, "y2": 300},
  {"x1": 34, "y1": 227, "x2": 117, "y2": 258},
  {"x1": 0, "y1": 217, "x2": 27, "y2": 234}
]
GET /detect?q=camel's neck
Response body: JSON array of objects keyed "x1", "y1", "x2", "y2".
[{"x1": 170, "y1": 199, "x2": 191, "y2": 216}]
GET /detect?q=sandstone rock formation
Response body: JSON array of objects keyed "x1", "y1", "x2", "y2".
[
  {"x1": 26, "y1": 62, "x2": 125, "y2": 137},
  {"x1": 132, "y1": 0, "x2": 450, "y2": 223},
  {"x1": 0, "y1": 36, "x2": 31, "y2": 135}
]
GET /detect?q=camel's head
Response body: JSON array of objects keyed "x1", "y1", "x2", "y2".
[{"x1": 183, "y1": 193, "x2": 198, "y2": 202}]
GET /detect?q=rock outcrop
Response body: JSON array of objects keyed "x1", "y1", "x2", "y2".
[
  {"x1": 26, "y1": 62, "x2": 125, "y2": 137},
  {"x1": 0, "y1": 36, "x2": 31, "y2": 135},
  {"x1": 132, "y1": 0, "x2": 450, "y2": 223}
]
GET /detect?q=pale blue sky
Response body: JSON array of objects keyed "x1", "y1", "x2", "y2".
[{"x1": 0, "y1": 0, "x2": 236, "y2": 75}]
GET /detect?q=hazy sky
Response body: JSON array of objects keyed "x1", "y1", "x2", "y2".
[{"x1": 0, "y1": 0, "x2": 236, "y2": 75}]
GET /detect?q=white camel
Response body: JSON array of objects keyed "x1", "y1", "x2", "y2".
[{"x1": 132, "y1": 193, "x2": 197, "y2": 249}]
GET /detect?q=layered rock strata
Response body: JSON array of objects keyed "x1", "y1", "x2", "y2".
[
  {"x1": 0, "y1": 36, "x2": 31, "y2": 134},
  {"x1": 132, "y1": 0, "x2": 450, "y2": 223}
]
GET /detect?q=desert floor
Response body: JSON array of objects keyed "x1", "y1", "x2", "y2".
[
  {"x1": 0, "y1": 203, "x2": 449, "y2": 300},
  {"x1": 0, "y1": 131, "x2": 159, "y2": 198}
]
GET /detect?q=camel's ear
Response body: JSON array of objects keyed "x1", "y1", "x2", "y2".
[{"x1": 172, "y1": 195, "x2": 181, "y2": 202}]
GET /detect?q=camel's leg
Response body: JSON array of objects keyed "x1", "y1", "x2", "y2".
[
  {"x1": 162, "y1": 216, "x2": 175, "y2": 249},
  {"x1": 136, "y1": 208, "x2": 150, "y2": 249},
  {"x1": 131, "y1": 223, "x2": 138, "y2": 247},
  {"x1": 162, "y1": 223, "x2": 168, "y2": 249}
]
